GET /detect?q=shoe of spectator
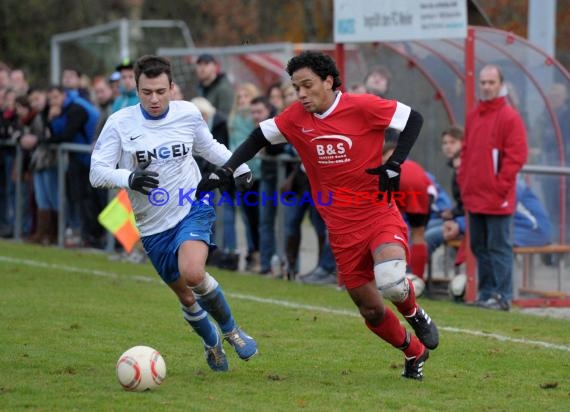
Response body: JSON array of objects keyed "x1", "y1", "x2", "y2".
[
  {"x1": 245, "y1": 251, "x2": 260, "y2": 273},
  {"x1": 204, "y1": 330, "x2": 229, "y2": 372},
  {"x1": 224, "y1": 327, "x2": 258, "y2": 361},
  {"x1": 476, "y1": 294, "x2": 510, "y2": 311},
  {"x1": 217, "y1": 251, "x2": 239, "y2": 271},
  {"x1": 297, "y1": 267, "x2": 337, "y2": 285},
  {"x1": 405, "y1": 306, "x2": 439, "y2": 350},
  {"x1": 0, "y1": 225, "x2": 13, "y2": 238},
  {"x1": 123, "y1": 249, "x2": 147, "y2": 264},
  {"x1": 402, "y1": 347, "x2": 429, "y2": 380}
]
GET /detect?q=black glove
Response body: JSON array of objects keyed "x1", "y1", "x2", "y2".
[
  {"x1": 234, "y1": 171, "x2": 254, "y2": 192},
  {"x1": 196, "y1": 166, "x2": 234, "y2": 199},
  {"x1": 128, "y1": 160, "x2": 159, "y2": 195},
  {"x1": 365, "y1": 159, "x2": 401, "y2": 204}
]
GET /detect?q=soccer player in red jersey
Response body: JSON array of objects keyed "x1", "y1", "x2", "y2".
[{"x1": 197, "y1": 51, "x2": 439, "y2": 380}]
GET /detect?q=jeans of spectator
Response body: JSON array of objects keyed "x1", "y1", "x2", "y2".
[
  {"x1": 424, "y1": 218, "x2": 445, "y2": 256},
  {"x1": 284, "y1": 193, "x2": 326, "y2": 238},
  {"x1": 312, "y1": 211, "x2": 336, "y2": 273},
  {"x1": 67, "y1": 158, "x2": 105, "y2": 243},
  {"x1": 239, "y1": 181, "x2": 260, "y2": 254},
  {"x1": 221, "y1": 201, "x2": 237, "y2": 251},
  {"x1": 319, "y1": 239, "x2": 336, "y2": 272},
  {"x1": 219, "y1": 182, "x2": 259, "y2": 254},
  {"x1": 540, "y1": 176, "x2": 561, "y2": 242},
  {"x1": 284, "y1": 192, "x2": 316, "y2": 272},
  {"x1": 34, "y1": 167, "x2": 59, "y2": 210},
  {"x1": 259, "y1": 176, "x2": 278, "y2": 272},
  {"x1": 0, "y1": 151, "x2": 15, "y2": 231},
  {"x1": 468, "y1": 213, "x2": 514, "y2": 302}
]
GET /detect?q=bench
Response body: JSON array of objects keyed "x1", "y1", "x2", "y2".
[
  {"x1": 514, "y1": 244, "x2": 570, "y2": 297},
  {"x1": 432, "y1": 239, "x2": 570, "y2": 298}
]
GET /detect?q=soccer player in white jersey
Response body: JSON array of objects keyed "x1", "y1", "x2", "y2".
[
  {"x1": 90, "y1": 55, "x2": 257, "y2": 372},
  {"x1": 197, "y1": 51, "x2": 439, "y2": 380}
]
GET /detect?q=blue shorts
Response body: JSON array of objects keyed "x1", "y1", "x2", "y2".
[{"x1": 141, "y1": 201, "x2": 216, "y2": 284}]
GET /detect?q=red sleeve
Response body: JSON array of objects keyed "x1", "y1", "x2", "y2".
[{"x1": 358, "y1": 94, "x2": 397, "y2": 130}]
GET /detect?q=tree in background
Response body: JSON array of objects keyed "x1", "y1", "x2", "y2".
[{"x1": 0, "y1": 0, "x2": 569, "y2": 85}]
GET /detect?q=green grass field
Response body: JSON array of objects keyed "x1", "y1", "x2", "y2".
[{"x1": 1, "y1": 240, "x2": 569, "y2": 411}]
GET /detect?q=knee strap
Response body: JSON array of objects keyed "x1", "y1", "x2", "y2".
[
  {"x1": 374, "y1": 259, "x2": 409, "y2": 302},
  {"x1": 191, "y1": 272, "x2": 219, "y2": 297}
]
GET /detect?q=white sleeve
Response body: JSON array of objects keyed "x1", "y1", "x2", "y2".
[
  {"x1": 89, "y1": 122, "x2": 131, "y2": 189},
  {"x1": 388, "y1": 102, "x2": 412, "y2": 132},
  {"x1": 191, "y1": 116, "x2": 250, "y2": 177},
  {"x1": 192, "y1": 118, "x2": 235, "y2": 167},
  {"x1": 259, "y1": 118, "x2": 287, "y2": 145}
]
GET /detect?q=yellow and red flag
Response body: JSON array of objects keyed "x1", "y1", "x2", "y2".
[{"x1": 98, "y1": 189, "x2": 140, "y2": 253}]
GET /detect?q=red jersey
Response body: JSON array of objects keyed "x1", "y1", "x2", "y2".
[
  {"x1": 261, "y1": 92, "x2": 411, "y2": 234},
  {"x1": 398, "y1": 160, "x2": 434, "y2": 214}
]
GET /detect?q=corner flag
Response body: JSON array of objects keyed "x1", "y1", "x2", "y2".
[{"x1": 98, "y1": 189, "x2": 140, "y2": 253}]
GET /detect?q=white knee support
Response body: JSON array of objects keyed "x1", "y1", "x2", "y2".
[
  {"x1": 374, "y1": 260, "x2": 409, "y2": 302},
  {"x1": 191, "y1": 272, "x2": 219, "y2": 297}
]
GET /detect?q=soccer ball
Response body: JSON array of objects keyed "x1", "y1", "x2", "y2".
[
  {"x1": 116, "y1": 346, "x2": 166, "y2": 391},
  {"x1": 406, "y1": 273, "x2": 426, "y2": 298}
]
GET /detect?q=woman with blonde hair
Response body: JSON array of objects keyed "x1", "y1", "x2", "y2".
[{"x1": 226, "y1": 82, "x2": 261, "y2": 271}]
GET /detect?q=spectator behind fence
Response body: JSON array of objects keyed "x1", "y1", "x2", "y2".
[
  {"x1": 228, "y1": 83, "x2": 261, "y2": 272},
  {"x1": 47, "y1": 85, "x2": 104, "y2": 248},
  {"x1": 62, "y1": 68, "x2": 91, "y2": 102},
  {"x1": 13, "y1": 95, "x2": 37, "y2": 237},
  {"x1": 198, "y1": 51, "x2": 439, "y2": 381},
  {"x1": 92, "y1": 76, "x2": 115, "y2": 140},
  {"x1": 112, "y1": 59, "x2": 139, "y2": 113},
  {"x1": 281, "y1": 82, "x2": 297, "y2": 108},
  {"x1": 267, "y1": 81, "x2": 284, "y2": 113},
  {"x1": 10, "y1": 68, "x2": 29, "y2": 96},
  {"x1": 425, "y1": 125, "x2": 464, "y2": 259},
  {"x1": 364, "y1": 65, "x2": 398, "y2": 143},
  {"x1": 458, "y1": 64, "x2": 528, "y2": 311},
  {"x1": 17, "y1": 88, "x2": 58, "y2": 244},
  {"x1": 195, "y1": 53, "x2": 234, "y2": 118},
  {"x1": 0, "y1": 87, "x2": 18, "y2": 238},
  {"x1": 250, "y1": 96, "x2": 286, "y2": 275},
  {"x1": 108, "y1": 71, "x2": 122, "y2": 101}
]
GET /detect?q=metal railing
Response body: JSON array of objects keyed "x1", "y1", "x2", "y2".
[{"x1": 2, "y1": 137, "x2": 569, "y2": 256}]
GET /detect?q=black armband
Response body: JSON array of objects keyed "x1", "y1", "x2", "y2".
[
  {"x1": 225, "y1": 127, "x2": 271, "y2": 172},
  {"x1": 389, "y1": 109, "x2": 424, "y2": 164}
]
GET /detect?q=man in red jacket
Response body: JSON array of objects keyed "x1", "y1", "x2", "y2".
[{"x1": 458, "y1": 64, "x2": 528, "y2": 311}]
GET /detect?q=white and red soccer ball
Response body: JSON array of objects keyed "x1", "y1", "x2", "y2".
[{"x1": 116, "y1": 345, "x2": 166, "y2": 391}]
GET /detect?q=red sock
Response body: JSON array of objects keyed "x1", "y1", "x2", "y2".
[
  {"x1": 365, "y1": 308, "x2": 424, "y2": 358},
  {"x1": 410, "y1": 243, "x2": 428, "y2": 279},
  {"x1": 393, "y1": 278, "x2": 417, "y2": 317}
]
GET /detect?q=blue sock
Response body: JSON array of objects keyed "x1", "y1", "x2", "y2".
[
  {"x1": 197, "y1": 286, "x2": 236, "y2": 334},
  {"x1": 181, "y1": 303, "x2": 219, "y2": 347}
]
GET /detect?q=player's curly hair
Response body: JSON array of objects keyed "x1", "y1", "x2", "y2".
[{"x1": 286, "y1": 51, "x2": 342, "y2": 91}]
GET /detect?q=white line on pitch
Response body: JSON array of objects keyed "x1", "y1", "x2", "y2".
[{"x1": 2, "y1": 255, "x2": 569, "y2": 352}]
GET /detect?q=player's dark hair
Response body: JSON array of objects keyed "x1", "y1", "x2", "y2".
[
  {"x1": 134, "y1": 55, "x2": 172, "y2": 87},
  {"x1": 286, "y1": 51, "x2": 342, "y2": 91}
]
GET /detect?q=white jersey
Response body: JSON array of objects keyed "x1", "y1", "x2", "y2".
[{"x1": 90, "y1": 101, "x2": 249, "y2": 236}]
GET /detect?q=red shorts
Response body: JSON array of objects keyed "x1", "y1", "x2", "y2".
[{"x1": 328, "y1": 206, "x2": 410, "y2": 290}]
